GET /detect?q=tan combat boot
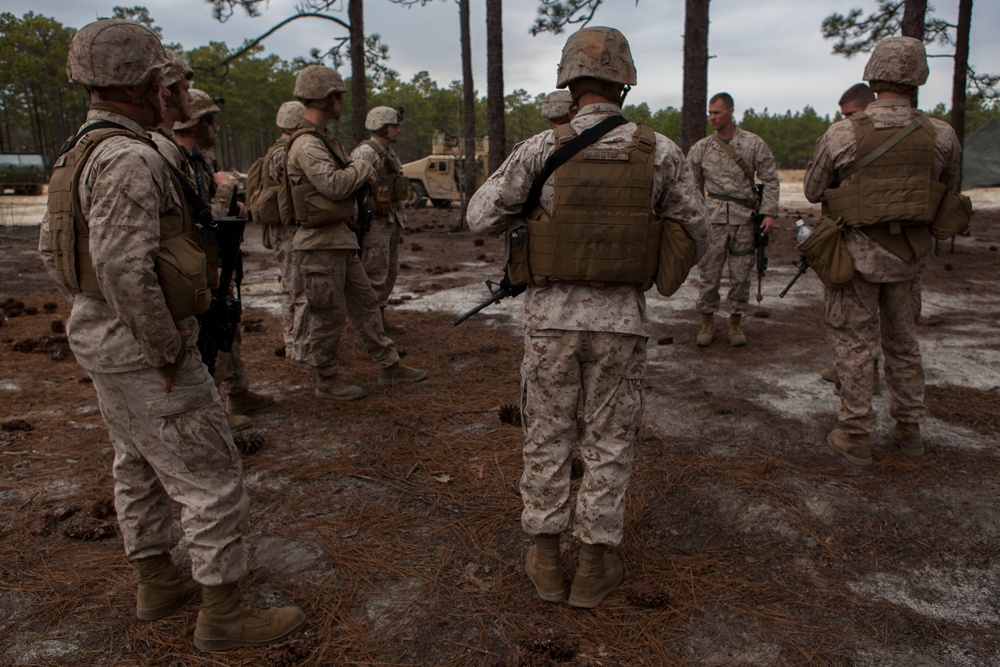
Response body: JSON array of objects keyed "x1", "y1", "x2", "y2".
[
  {"x1": 568, "y1": 543, "x2": 623, "y2": 609},
  {"x1": 525, "y1": 534, "x2": 566, "y2": 603},
  {"x1": 826, "y1": 429, "x2": 872, "y2": 467},
  {"x1": 728, "y1": 314, "x2": 747, "y2": 347},
  {"x1": 316, "y1": 375, "x2": 366, "y2": 401},
  {"x1": 227, "y1": 414, "x2": 252, "y2": 432},
  {"x1": 135, "y1": 554, "x2": 201, "y2": 621},
  {"x1": 193, "y1": 583, "x2": 306, "y2": 652},
  {"x1": 226, "y1": 390, "x2": 274, "y2": 416},
  {"x1": 889, "y1": 421, "x2": 923, "y2": 457},
  {"x1": 378, "y1": 361, "x2": 427, "y2": 386},
  {"x1": 696, "y1": 314, "x2": 715, "y2": 347}
]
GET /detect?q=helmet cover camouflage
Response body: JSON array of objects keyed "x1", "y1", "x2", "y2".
[
  {"x1": 556, "y1": 26, "x2": 637, "y2": 89},
  {"x1": 863, "y1": 37, "x2": 929, "y2": 87},
  {"x1": 540, "y1": 91, "x2": 574, "y2": 120},
  {"x1": 66, "y1": 18, "x2": 169, "y2": 88},
  {"x1": 173, "y1": 88, "x2": 220, "y2": 130},
  {"x1": 294, "y1": 65, "x2": 347, "y2": 100},
  {"x1": 162, "y1": 49, "x2": 194, "y2": 89},
  {"x1": 365, "y1": 106, "x2": 402, "y2": 132},
  {"x1": 276, "y1": 101, "x2": 305, "y2": 130}
]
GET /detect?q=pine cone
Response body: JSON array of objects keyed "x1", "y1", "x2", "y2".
[
  {"x1": 233, "y1": 429, "x2": 265, "y2": 455},
  {"x1": 521, "y1": 628, "x2": 578, "y2": 661},
  {"x1": 265, "y1": 633, "x2": 316, "y2": 665},
  {"x1": 498, "y1": 403, "x2": 522, "y2": 427}
]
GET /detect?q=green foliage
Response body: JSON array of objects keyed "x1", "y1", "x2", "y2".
[{"x1": 739, "y1": 106, "x2": 833, "y2": 169}]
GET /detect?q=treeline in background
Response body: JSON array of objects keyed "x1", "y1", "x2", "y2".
[{"x1": 2, "y1": 10, "x2": 998, "y2": 174}]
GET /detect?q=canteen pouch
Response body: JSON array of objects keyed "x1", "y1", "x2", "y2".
[
  {"x1": 798, "y1": 215, "x2": 855, "y2": 289},
  {"x1": 929, "y1": 182, "x2": 972, "y2": 240},
  {"x1": 655, "y1": 220, "x2": 698, "y2": 297},
  {"x1": 155, "y1": 235, "x2": 211, "y2": 322}
]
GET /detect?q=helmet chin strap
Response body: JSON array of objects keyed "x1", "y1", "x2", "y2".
[{"x1": 619, "y1": 85, "x2": 631, "y2": 106}]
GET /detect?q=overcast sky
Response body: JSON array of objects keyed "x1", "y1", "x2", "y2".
[{"x1": 8, "y1": 0, "x2": 999, "y2": 120}]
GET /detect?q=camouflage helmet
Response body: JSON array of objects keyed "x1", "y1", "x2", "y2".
[
  {"x1": 162, "y1": 49, "x2": 194, "y2": 89},
  {"x1": 365, "y1": 106, "x2": 402, "y2": 132},
  {"x1": 294, "y1": 65, "x2": 346, "y2": 100},
  {"x1": 66, "y1": 18, "x2": 169, "y2": 88},
  {"x1": 173, "y1": 88, "x2": 220, "y2": 130},
  {"x1": 275, "y1": 101, "x2": 305, "y2": 130},
  {"x1": 863, "y1": 36, "x2": 929, "y2": 87},
  {"x1": 556, "y1": 27, "x2": 637, "y2": 89},
  {"x1": 540, "y1": 91, "x2": 574, "y2": 120}
]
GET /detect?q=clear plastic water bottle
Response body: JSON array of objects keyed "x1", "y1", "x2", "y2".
[{"x1": 795, "y1": 219, "x2": 813, "y2": 246}]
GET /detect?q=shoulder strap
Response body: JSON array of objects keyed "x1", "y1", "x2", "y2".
[
  {"x1": 519, "y1": 114, "x2": 628, "y2": 217},
  {"x1": 291, "y1": 127, "x2": 349, "y2": 168},
  {"x1": 838, "y1": 112, "x2": 927, "y2": 183},
  {"x1": 711, "y1": 132, "x2": 756, "y2": 187}
]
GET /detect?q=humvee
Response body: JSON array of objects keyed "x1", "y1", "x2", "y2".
[
  {"x1": 401, "y1": 132, "x2": 489, "y2": 208},
  {"x1": 0, "y1": 153, "x2": 47, "y2": 195}
]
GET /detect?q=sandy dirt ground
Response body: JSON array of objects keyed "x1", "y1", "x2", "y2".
[{"x1": 1, "y1": 176, "x2": 1000, "y2": 666}]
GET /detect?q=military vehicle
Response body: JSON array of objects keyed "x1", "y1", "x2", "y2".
[
  {"x1": 401, "y1": 131, "x2": 489, "y2": 208},
  {"x1": 0, "y1": 153, "x2": 47, "y2": 195}
]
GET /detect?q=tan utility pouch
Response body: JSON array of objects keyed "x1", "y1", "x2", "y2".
[
  {"x1": 296, "y1": 187, "x2": 356, "y2": 229},
  {"x1": 655, "y1": 221, "x2": 698, "y2": 297},
  {"x1": 505, "y1": 225, "x2": 530, "y2": 285},
  {"x1": 798, "y1": 215, "x2": 855, "y2": 289},
  {"x1": 155, "y1": 235, "x2": 211, "y2": 321},
  {"x1": 929, "y1": 182, "x2": 972, "y2": 239}
]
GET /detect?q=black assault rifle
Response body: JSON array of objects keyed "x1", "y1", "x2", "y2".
[
  {"x1": 196, "y1": 215, "x2": 245, "y2": 379},
  {"x1": 350, "y1": 184, "x2": 373, "y2": 257},
  {"x1": 452, "y1": 272, "x2": 527, "y2": 326},
  {"x1": 751, "y1": 184, "x2": 768, "y2": 304},
  {"x1": 779, "y1": 256, "x2": 810, "y2": 298}
]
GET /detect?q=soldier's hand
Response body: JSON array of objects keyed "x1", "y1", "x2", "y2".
[
  {"x1": 158, "y1": 329, "x2": 192, "y2": 393},
  {"x1": 760, "y1": 215, "x2": 775, "y2": 235}
]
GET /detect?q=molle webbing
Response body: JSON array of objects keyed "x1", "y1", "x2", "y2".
[
  {"x1": 287, "y1": 127, "x2": 355, "y2": 227},
  {"x1": 527, "y1": 123, "x2": 659, "y2": 287},
  {"x1": 822, "y1": 111, "x2": 940, "y2": 261},
  {"x1": 824, "y1": 111, "x2": 940, "y2": 229},
  {"x1": 49, "y1": 126, "x2": 195, "y2": 299}
]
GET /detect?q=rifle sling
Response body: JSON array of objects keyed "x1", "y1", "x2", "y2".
[
  {"x1": 711, "y1": 132, "x2": 759, "y2": 207},
  {"x1": 519, "y1": 114, "x2": 628, "y2": 218}
]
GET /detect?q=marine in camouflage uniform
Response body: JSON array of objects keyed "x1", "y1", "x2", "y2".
[
  {"x1": 37, "y1": 19, "x2": 303, "y2": 651},
  {"x1": 172, "y1": 88, "x2": 275, "y2": 429},
  {"x1": 350, "y1": 106, "x2": 410, "y2": 334},
  {"x1": 540, "y1": 90, "x2": 576, "y2": 128},
  {"x1": 804, "y1": 37, "x2": 962, "y2": 466},
  {"x1": 286, "y1": 65, "x2": 426, "y2": 400},
  {"x1": 468, "y1": 27, "x2": 708, "y2": 608},
  {"x1": 688, "y1": 92, "x2": 780, "y2": 346},
  {"x1": 262, "y1": 101, "x2": 312, "y2": 367}
]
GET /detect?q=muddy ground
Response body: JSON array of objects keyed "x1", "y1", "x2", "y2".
[{"x1": 1, "y1": 179, "x2": 1000, "y2": 666}]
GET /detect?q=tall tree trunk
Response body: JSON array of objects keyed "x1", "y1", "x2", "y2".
[
  {"x1": 459, "y1": 0, "x2": 475, "y2": 226},
  {"x1": 349, "y1": 0, "x2": 367, "y2": 146},
  {"x1": 681, "y1": 0, "x2": 710, "y2": 154},
  {"x1": 486, "y1": 0, "x2": 506, "y2": 174},
  {"x1": 951, "y1": 0, "x2": 973, "y2": 149},
  {"x1": 901, "y1": 0, "x2": 927, "y2": 38}
]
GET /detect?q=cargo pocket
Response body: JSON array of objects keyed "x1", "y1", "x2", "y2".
[
  {"x1": 147, "y1": 383, "x2": 236, "y2": 472},
  {"x1": 304, "y1": 272, "x2": 335, "y2": 309}
]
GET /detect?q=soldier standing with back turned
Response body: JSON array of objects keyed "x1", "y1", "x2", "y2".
[
  {"x1": 804, "y1": 37, "x2": 962, "y2": 466},
  {"x1": 688, "y1": 92, "x2": 780, "y2": 347},
  {"x1": 468, "y1": 27, "x2": 708, "y2": 608},
  {"x1": 38, "y1": 18, "x2": 304, "y2": 652}
]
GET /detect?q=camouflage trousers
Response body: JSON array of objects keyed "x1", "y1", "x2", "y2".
[
  {"x1": 520, "y1": 328, "x2": 646, "y2": 546},
  {"x1": 213, "y1": 325, "x2": 247, "y2": 397},
  {"x1": 696, "y1": 223, "x2": 755, "y2": 316},
  {"x1": 89, "y1": 345, "x2": 249, "y2": 586},
  {"x1": 361, "y1": 217, "x2": 401, "y2": 309},
  {"x1": 826, "y1": 273, "x2": 925, "y2": 435},
  {"x1": 297, "y1": 248, "x2": 399, "y2": 379},
  {"x1": 270, "y1": 224, "x2": 312, "y2": 366}
]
